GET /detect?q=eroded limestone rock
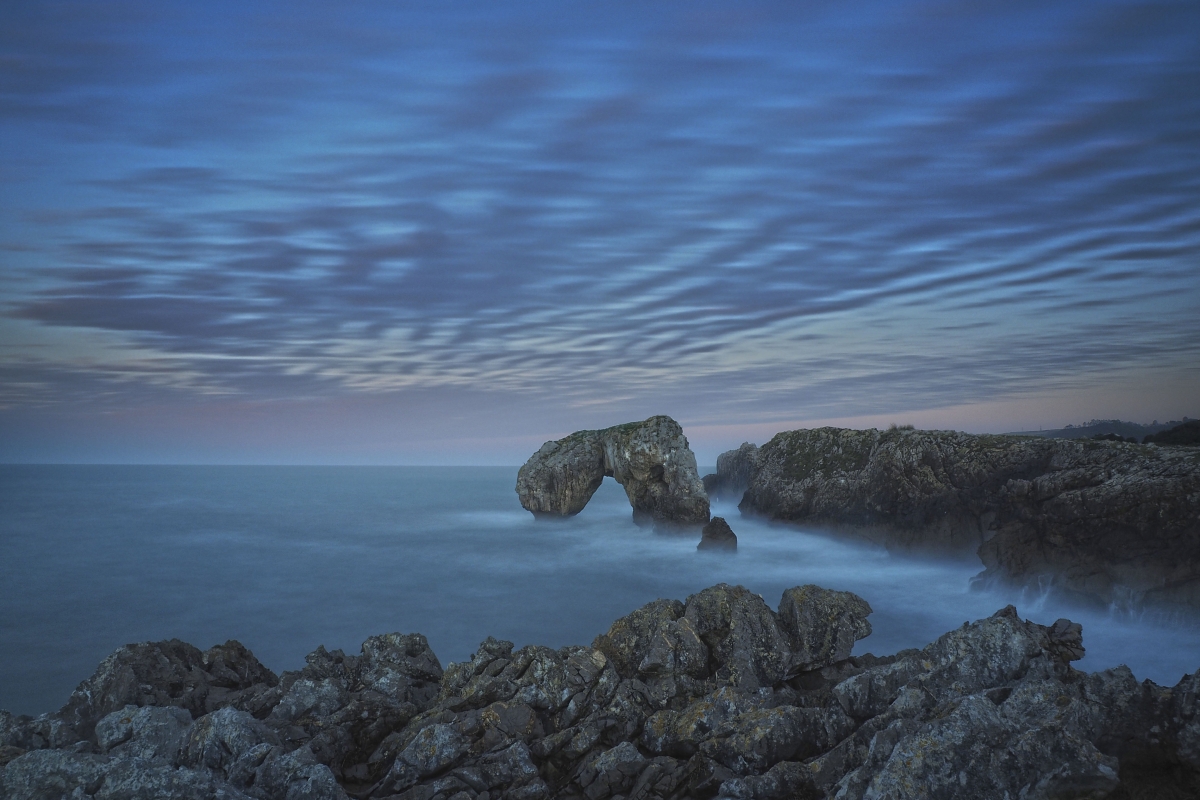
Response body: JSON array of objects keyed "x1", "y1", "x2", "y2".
[
  {"x1": 698, "y1": 517, "x2": 738, "y2": 552},
  {"x1": 516, "y1": 415, "x2": 710, "y2": 527},
  {"x1": 735, "y1": 426, "x2": 1200, "y2": 608},
  {"x1": 777, "y1": 586, "x2": 872, "y2": 673},
  {"x1": 4, "y1": 584, "x2": 1198, "y2": 800}
]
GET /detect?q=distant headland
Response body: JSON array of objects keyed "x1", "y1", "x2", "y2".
[{"x1": 517, "y1": 415, "x2": 1200, "y2": 610}]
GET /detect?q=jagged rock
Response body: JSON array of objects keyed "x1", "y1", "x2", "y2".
[
  {"x1": 358, "y1": 632, "x2": 444, "y2": 707},
  {"x1": 698, "y1": 517, "x2": 738, "y2": 551},
  {"x1": 269, "y1": 677, "x2": 348, "y2": 726},
  {"x1": 683, "y1": 584, "x2": 793, "y2": 690},
  {"x1": 700, "y1": 704, "x2": 847, "y2": 775},
  {"x1": 253, "y1": 746, "x2": 348, "y2": 800},
  {"x1": 94, "y1": 705, "x2": 193, "y2": 762},
  {"x1": 93, "y1": 759, "x2": 255, "y2": 800},
  {"x1": 777, "y1": 586, "x2": 872, "y2": 672},
  {"x1": 642, "y1": 687, "x2": 771, "y2": 758},
  {"x1": 56, "y1": 639, "x2": 278, "y2": 742},
  {"x1": 703, "y1": 443, "x2": 761, "y2": 501},
  {"x1": 248, "y1": 632, "x2": 442, "y2": 784},
  {"x1": 592, "y1": 598, "x2": 709, "y2": 681},
  {"x1": 737, "y1": 426, "x2": 1200, "y2": 608},
  {"x1": 625, "y1": 755, "x2": 690, "y2": 800},
  {"x1": 4, "y1": 583, "x2": 1199, "y2": 799},
  {"x1": 516, "y1": 415, "x2": 710, "y2": 527},
  {"x1": 0, "y1": 748, "x2": 256, "y2": 800},
  {"x1": 182, "y1": 706, "x2": 280, "y2": 779},
  {"x1": 835, "y1": 694, "x2": 1120, "y2": 800},
  {"x1": 475, "y1": 740, "x2": 548, "y2": 797},
  {"x1": 0, "y1": 749, "x2": 110, "y2": 799}
]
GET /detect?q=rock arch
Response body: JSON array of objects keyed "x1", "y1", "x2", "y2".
[{"x1": 515, "y1": 415, "x2": 710, "y2": 527}]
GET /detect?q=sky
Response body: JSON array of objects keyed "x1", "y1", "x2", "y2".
[{"x1": 1, "y1": 0, "x2": 1198, "y2": 465}]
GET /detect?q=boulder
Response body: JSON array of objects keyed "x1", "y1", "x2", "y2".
[
  {"x1": 57, "y1": 638, "x2": 278, "y2": 741},
  {"x1": 776, "y1": 585, "x2": 872, "y2": 672},
  {"x1": 516, "y1": 415, "x2": 710, "y2": 527},
  {"x1": 698, "y1": 517, "x2": 738, "y2": 551},
  {"x1": 683, "y1": 585, "x2": 792, "y2": 690}
]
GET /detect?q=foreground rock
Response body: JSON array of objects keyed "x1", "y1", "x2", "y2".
[
  {"x1": 697, "y1": 518, "x2": 737, "y2": 551},
  {"x1": 517, "y1": 416, "x2": 710, "y2": 527},
  {"x1": 716, "y1": 427, "x2": 1200, "y2": 608},
  {"x1": 4, "y1": 583, "x2": 1197, "y2": 799}
]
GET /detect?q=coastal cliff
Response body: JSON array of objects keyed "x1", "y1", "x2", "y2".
[
  {"x1": 714, "y1": 427, "x2": 1200, "y2": 608},
  {"x1": 3, "y1": 583, "x2": 1198, "y2": 799},
  {"x1": 516, "y1": 416, "x2": 710, "y2": 527}
]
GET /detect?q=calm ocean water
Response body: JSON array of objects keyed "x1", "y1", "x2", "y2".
[{"x1": 2, "y1": 465, "x2": 1198, "y2": 718}]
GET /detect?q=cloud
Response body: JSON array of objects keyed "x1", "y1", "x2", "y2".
[{"x1": 1, "y1": 0, "x2": 1198, "y2": 459}]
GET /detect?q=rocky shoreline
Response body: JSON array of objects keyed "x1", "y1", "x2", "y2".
[
  {"x1": 4, "y1": 582, "x2": 1199, "y2": 800},
  {"x1": 708, "y1": 426, "x2": 1200, "y2": 609},
  {"x1": 515, "y1": 416, "x2": 1198, "y2": 607}
]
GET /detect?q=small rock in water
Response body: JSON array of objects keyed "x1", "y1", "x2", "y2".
[{"x1": 697, "y1": 516, "x2": 737, "y2": 551}]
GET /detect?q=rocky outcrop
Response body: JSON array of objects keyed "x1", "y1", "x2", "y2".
[
  {"x1": 702, "y1": 444, "x2": 759, "y2": 502},
  {"x1": 697, "y1": 518, "x2": 737, "y2": 551},
  {"x1": 1145, "y1": 419, "x2": 1200, "y2": 446},
  {"x1": 517, "y1": 416, "x2": 710, "y2": 527},
  {"x1": 729, "y1": 427, "x2": 1200, "y2": 608},
  {"x1": 3, "y1": 584, "x2": 1197, "y2": 800}
]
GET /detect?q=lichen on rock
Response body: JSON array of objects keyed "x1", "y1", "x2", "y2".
[
  {"x1": 720, "y1": 426, "x2": 1200, "y2": 608},
  {"x1": 516, "y1": 415, "x2": 710, "y2": 527},
  {"x1": 3, "y1": 583, "x2": 1198, "y2": 799}
]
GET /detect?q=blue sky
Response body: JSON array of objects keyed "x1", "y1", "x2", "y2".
[{"x1": 1, "y1": 0, "x2": 1198, "y2": 464}]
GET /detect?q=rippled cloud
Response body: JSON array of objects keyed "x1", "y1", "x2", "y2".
[{"x1": 1, "y1": 0, "x2": 1198, "y2": 460}]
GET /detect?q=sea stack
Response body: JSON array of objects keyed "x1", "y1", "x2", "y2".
[
  {"x1": 516, "y1": 415, "x2": 710, "y2": 527},
  {"x1": 697, "y1": 516, "x2": 737, "y2": 551}
]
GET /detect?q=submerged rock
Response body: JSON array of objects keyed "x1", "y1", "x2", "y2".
[
  {"x1": 3, "y1": 583, "x2": 1198, "y2": 799},
  {"x1": 730, "y1": 426, "x2": 1200, "y2": 608},
  {"x1": 516, "y1": 415, "x2": 710, "y2": 527},
  {"x1": 698, "y1": 517, "x2": 738, "y2": 551}
]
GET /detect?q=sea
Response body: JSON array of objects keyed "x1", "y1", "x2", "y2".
[{"x1": 2, "y1": 465, "x2": 1198, "y2": 718}]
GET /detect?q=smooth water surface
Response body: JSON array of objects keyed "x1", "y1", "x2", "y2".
[{"x1": 2, "y1": 465, "x2": 1198, "y2": 717}]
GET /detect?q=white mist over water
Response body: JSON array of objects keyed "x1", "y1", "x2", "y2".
[{"x1": 1, "y1": 465, "x2": 1197, "y2": 718}]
